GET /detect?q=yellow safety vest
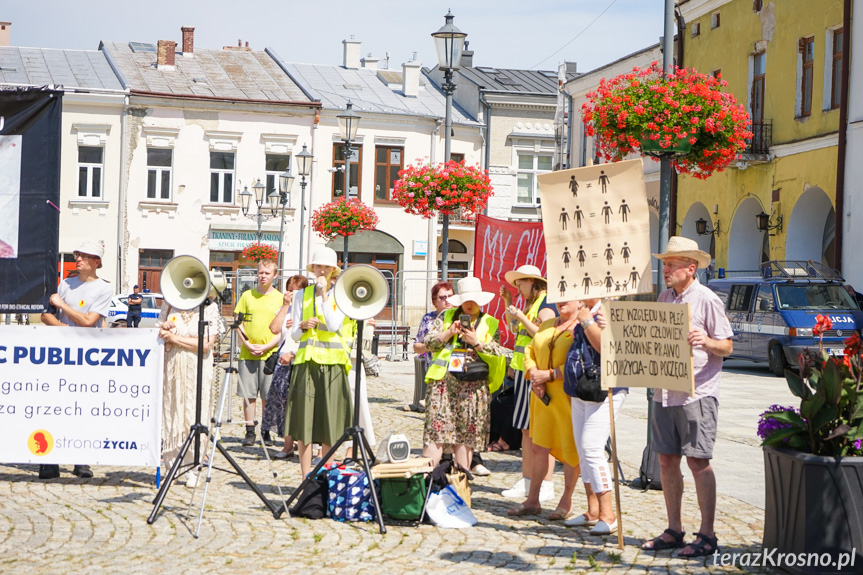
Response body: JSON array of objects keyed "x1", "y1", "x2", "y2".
[
  {"x1": 425, "y1": 308, "x2": 507, "y2": 393},
  {"x1": 510, "y1": 293, "x2": 547, "y2": 372},
  {"x1": 293, "y1": 285, "x2": 354, "y2": 368}
]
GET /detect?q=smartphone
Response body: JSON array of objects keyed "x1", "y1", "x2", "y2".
[
  {"x1": 459, "y1": 314, "x2": 471, "y2": 329},
  {"x1": 540, "y1": 393, "x2": 551, "y2": 406}
]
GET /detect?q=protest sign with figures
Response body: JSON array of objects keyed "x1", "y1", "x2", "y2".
[{"x1": 537, "y1": 159, "x2": 652, "y2": 303}]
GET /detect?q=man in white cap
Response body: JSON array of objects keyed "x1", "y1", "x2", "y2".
[
  {"x1": 641, "y1": 237, "x2": 733, "y2": 559},
  {"x1": 39, "y1": 240, "x2": 113, "y2": 479}
]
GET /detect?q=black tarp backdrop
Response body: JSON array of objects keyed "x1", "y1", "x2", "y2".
[{"x1": 0, "y1": 87, "x2": 62, "y2": 313}]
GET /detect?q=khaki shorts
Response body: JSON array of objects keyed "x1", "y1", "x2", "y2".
[
  {"x1": 237, "y1": 360, "x2": 273, "y2": 400},
  {"x1": 650, "y1": 397, "x2": 718, "y2": 459}
]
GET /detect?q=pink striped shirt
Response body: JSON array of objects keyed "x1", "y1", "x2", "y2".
[{"x1": 656, "y1": 278, "x2": 734, "y2": 407}]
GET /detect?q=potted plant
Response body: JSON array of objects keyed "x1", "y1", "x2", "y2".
[
  {"x1": 757, "y1": 315, "x2": 863, "y2": 573},
  {"x1": 240, "y1": 243, "x2": 279, "y2": 263},
  {"x1": 310, "y1": 197, "x2": 379, "y2": 241},
  {"x1": 392, "y1": 159, "x2": 493, "y2": 219},
  {"x1": 581, "y1": 62, "x2": 752, "y2": 180}
]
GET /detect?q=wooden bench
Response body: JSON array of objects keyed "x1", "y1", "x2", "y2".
[{"x1": 372, "y1": 324, "x2": 411, "y2": 361}]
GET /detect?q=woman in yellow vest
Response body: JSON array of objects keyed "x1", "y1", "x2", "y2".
[
  {"x1": 423, "y1": 276, "x2": 508, "y2": 471},
  {"x1": 499, "y1": 265, "x2": 558, "y2": 502},
  {"x1": 285, "y1": 247, "x2": 354, "y2": 477},
  {"x1": 508, "y1": 299, "x2": 581, "y2": 520}
]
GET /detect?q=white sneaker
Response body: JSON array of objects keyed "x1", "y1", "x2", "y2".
[
  {"x1": 538, "y1": 480, "x2": 555, "y2": 502},
  {"x1": 502, "y1": 477, "x2": 529, "y2": 499},
  {"x1": 471, "y1": 464, "x2": 492, "y2": 477},
  {"x1": 185, "y1": 470, "x2": 199, "y2": 488}
]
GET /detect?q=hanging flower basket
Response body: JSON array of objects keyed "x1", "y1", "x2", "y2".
[
  {"x1": 240, "y1": 243, "x2": 278, "y2": 263},
  {"x1": 393, "y1": 159, "x2": 493, "y2": 219},
  {"x1": 582, "y1": 62, "x2": 752, "y2": 179},
  {"x1": 311, "y1": 197, "x2": 379, "y2": 241}
]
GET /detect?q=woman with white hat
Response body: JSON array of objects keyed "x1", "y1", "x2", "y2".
[
  {"x1": 422, "y1": 276, "x2": 508, "y2": 470},
  {"x1": 285, "y1": 247, "x2": 354, "y2": 477},
  {"x1": 499, "y1": 265, "x2": 558, "y2": 503}
]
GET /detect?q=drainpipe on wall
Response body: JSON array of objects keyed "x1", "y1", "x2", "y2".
[
  {"x1": 834, "y1": 0, "x2": 851, "y2": 272},
  {"x1": 566, "y1": 93, "x2": 574, "y2": 169},
  {"x1": 479, "y1": 91, "x2": 491, "y2": 215},
  {"x1": 116, "y1": 94, "x2": 129, "y2": 289}
]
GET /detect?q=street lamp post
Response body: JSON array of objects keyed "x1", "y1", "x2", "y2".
[
  {"x1": 337, "y1": 102, "x2": 361, "y2": 271},
  {"x1": 294, "y1": 144, "x2": 314, "y2": 271},
  {"x1": 432, "y1": 10, "x2": 467, "y2": 282},
  {"x1": 239, "y1": 177, "x2": 280, "y2": 243},
  {"x1": 276, "y1": 169, "x2": 295, "y2": 278}
]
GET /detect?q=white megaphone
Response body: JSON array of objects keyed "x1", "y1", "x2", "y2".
[
  {"x1": 333, "y1": 264, "x2": 390, "y2": 320},
  {"x1": 161, "y1": 255, "x2": 213, "y2": 310}
]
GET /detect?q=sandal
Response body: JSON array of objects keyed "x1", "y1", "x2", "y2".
[
  {"x1": 677, "y1": 532, "x2": 719, "y2": 559},
  {"x1": 547, "y1": 507, "x2": 573, "y2": 521},
  {"x1": 641, "y1": 528, "x2": 686, "y2": 551},
  {"x1": 507, "y1": 503, "x2": 541, "y2": 517},
  {"x1": 488, "y1": 440, "x2": 510, "y2": 452}
]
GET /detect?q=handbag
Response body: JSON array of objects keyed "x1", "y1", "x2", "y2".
[
  {"x1": 362, "y1": 352, "x2": 381, "y2": 377},
  {"x1": 263, "y1": 342, "x2": 283, "y2": 375},
  {"x1": 563, "y1": 325, "x2": 606, "y2": 403},
  {"x1": 379, "y1": 474, "x2": 427, "y2": 520},
  {"x1": 289, "y1": 467, "x2": 329, "y2": 519},
  {"x1": 327, "y1": 466, "x2": 378, "y2": 522},
  {"x1": 452, "y1": 360, "x2": 489, "y2": 382},
  {"x1": 425, "y1": 486, "x2": 477, "y2": 528}
]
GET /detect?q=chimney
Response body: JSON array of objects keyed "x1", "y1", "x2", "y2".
[
  {"x1": 181, "y1": 26, "x2": 194, "y2": 56},
  {"x1": 402, "y1": 60, "x2": 422, "y2": 97},
  {"x1": 157, "y1": 40, "x2": 177, "y2": 69},
  {"x1": 564, "y1": 61, "x2": 577, "y2": 75},
  {"x1": 461, "y1": 41, "x2": 473, "y2": 68},
  {"x1": 0, "y1": 22, "x2": 10, "y2": 47},
  {"x1": 361, "y1": 54, "x2": 379, "y2": 70},
  {"x1": 342, "y1": 36, "x2": 361, "y2": 69}
]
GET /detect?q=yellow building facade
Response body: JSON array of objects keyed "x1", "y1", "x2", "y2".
[{"x1": 677, "y1": 0, "x2": 844, "y2": 271}]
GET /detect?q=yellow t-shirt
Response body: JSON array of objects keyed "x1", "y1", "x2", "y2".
[{"x1": 235, "y1": 287, "x2": 283, "y2": 361}]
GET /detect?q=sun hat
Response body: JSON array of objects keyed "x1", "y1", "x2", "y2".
[
  {"x1": 504, "y1": 264, "x2": 545, "y2": 287},
  {"x1": 74, "y1": 240, "x2": 104, "y2": 268},
  {"x1": 306, "y1": 247, "x2": 339, "y2": 272},
  {"x1": 652, "y1": 236, "x2": 711, "y2": 269},
  {"x1": 447, "y1": 276, "x2": 495, "y2": 307}
]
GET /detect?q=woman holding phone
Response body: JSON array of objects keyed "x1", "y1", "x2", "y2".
[{"x1": 422, "y1": 276, "x2": 508, "y2": 471}]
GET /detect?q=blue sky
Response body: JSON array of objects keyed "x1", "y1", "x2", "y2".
[{"x1": 5, "y1": 1, "x2": 665, "y2": 73}]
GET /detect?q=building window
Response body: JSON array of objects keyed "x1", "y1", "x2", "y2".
[
  {"x1": 710, "y1": 69, "x2": 722, "y2": 79},
  {"x1": 752, "y1": 52, "x2": 766, "y2": 123},
  {"x1": 374, "y1": 146, "x2": 403, "y2": 202},
  {"x1": 691, "y1": 22, "x2": 701, "y2": 37},
  {"x1": 137, "y1": 248, "x2": 174, "y2": 293},
  {"x1": 209, "y1": 151, "x2": 235, "y2": 203},
  {"x1": 450, "y1": 152, "x2": 465, "y2": 163},
  {"x1": 77, "y1": 146, "x2": 103, "y2": 199},
  {"x1": 146, "y1": 148, "x2": 172, "y2": 200},
  {"x1": 516, "y1": 153, "x2": 552, "y2": 205},
  {"x1": 333, "y1": 143, "x2": 362, "y2": 199},
  {"x1": 711, "y1": 12, "x2": 720, "y2": 29},
  {"x1": 831, "y1": 28, "x2": 844, "y2": 110},
  {"x1": 799, "y1": 37, "x2": 814, "y2": 117},
  {"x1": 265, "y1": 153, "x2": 291, "y2": 198}
]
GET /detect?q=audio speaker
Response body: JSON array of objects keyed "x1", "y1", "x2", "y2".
[
  {"x1": 161, "y1": 255, "x2": 211, "y2": 310},
  {"x1": 333, "y1": 264, "x2": 389, "y2": 321}
]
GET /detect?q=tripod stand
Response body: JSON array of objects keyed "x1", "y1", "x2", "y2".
[
  {"x1": 275, "y1": 319, "x2": 386, "y2": 534},
  {"x1": 148, "y1": 304, "x2": 278, "y2": 525}
]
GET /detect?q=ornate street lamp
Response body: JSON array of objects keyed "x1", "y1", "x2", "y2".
[
  {"x1": 432, "y1": 10, "x2": 467, "y2": 281},
  {"x1": 240, "y1": 178, "x2": 278, "y2": 244},
  {"x1": 756, "y1": 211, "x2": 783, "y2": 233},
  {"x1": 336, "y1": 103, "x2": 361, "y2": 270},
  {"x1": 695, "y1": 217, "x2": 720, "y2": 236},
  {"x1": 293, "y1": 144, "x2": 313, "y2": 270},
  {"x1": 274, "y1": 169, "x2": 295, "y2": 277}
]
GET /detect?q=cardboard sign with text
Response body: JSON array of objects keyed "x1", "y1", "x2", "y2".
[
  {"x1": 600, "y1": 300, "x2": 694, "y2": 394},
  {"x1": 537, "y1": 159, "x2": 652, "y2": 303}
]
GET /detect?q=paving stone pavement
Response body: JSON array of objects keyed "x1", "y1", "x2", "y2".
[{"x1": 1, "y1": 358, "x2": 787, "y2": 574}]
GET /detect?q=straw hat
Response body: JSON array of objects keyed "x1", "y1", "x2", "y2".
[
  {"x1": 652, "y1": 236, "x2": 711, "y2": 269},
  {"x1": 306, "y1": 247, "x2": 339, "y2": 272},
  {"x1": 74, "y1": 240, "x2": 104, "y2": 268},
  {"x1": 504, "y1": 264, "x2": 545, "y2": 287},
  {"x1": 448, "y1": 276, "x2": 495, "y2": 307}
]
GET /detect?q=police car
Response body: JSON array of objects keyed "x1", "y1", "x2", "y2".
[
  {"x1": 108, "y1": 292, "x2": 163, "y2": 328},
  {"x1": 707, "y1": 261, "x2": 863, "y2": 376}
]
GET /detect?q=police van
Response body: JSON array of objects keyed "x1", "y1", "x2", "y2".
[
  {"x1": 706, "y1": 261, "x2": 863, "y2": 376},
  {"x1": 108, "y1": 292, "x2": 163, "y2": 328}
]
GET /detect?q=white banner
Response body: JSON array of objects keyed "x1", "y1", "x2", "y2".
[{"x1": 0, "y1": 326, "x2": 163, "y2": 466}]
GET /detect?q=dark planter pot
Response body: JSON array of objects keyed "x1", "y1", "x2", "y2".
[
  {"x1": 638, "y1": 135, "x2": 693, "y2": 158},
  {"x1": 763, "y1": 446, "x2": 863, "y2": 574}
]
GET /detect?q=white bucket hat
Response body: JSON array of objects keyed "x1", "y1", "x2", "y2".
[
  {"x1": 447, "y1": 276, "x2": 495, "y2": 307},
  {"x1": 504, "y1": 264, "x2": 545, "y2": 287},
  {"x1": 74, "y1": 240, "x2": 104, "y2": 268},
  {"x1": 652, "y1": 236, "x2": 711, "y2": 269},
  {"x1": 306, "y1": 247, "x2": 339, "y2": 272}
]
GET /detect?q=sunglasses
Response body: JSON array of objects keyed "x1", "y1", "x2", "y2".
[{"x1": 437, "y1": 294, "x2": 452, "y2": 301}]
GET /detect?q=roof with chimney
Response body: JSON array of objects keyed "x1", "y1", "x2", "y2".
[
  {"x1": 272, "y1": 53, "x2": 478, "y2": 124},
  {"x1": 0, "y1": 47, "x2": 124, "y2": 91},
  {"x1": 99, "y1": 40, "x2": 311, "y2": 103}
]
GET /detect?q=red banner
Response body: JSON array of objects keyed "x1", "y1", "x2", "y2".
[{"x1": 473, "y1": 215, "x2": 547, "y2": 349}]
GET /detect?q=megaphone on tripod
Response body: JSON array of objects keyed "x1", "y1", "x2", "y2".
[
  {"x1": 160, "y1": 255, "x2": 228, "y2": 310},
  {"x1": 333, "y1": 264, "x2": 390, "y2": 320}
]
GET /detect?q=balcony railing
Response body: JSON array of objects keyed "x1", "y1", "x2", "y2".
[
  {"x1": 746, "y1": 121, "x2": 772, "y2": 155},
  {"x1": 437, "y1": 208, "x2": 476, "y2": 227}
]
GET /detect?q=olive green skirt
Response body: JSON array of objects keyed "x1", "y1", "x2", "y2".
[{"x1": 285, "y1": 361, "x2": 352, "y2": 445}]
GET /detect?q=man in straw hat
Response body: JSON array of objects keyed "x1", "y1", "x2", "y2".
[
  {"x1": 39, "y1": 240, "x2": 113, "y2": 480},
  {"x1": 641, "y1": 237, "x2": 733, "y2": 558}
]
